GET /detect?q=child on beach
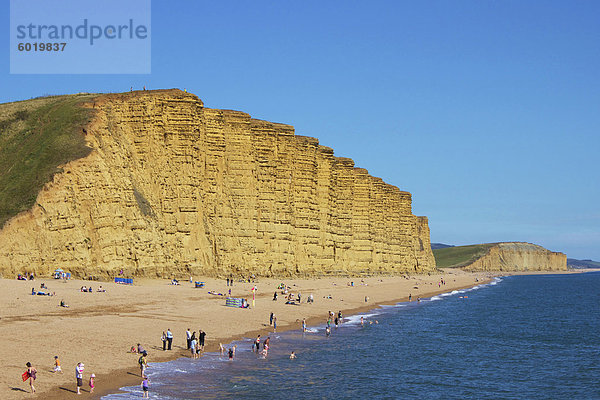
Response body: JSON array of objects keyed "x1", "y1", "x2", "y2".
[
  {"x1": 89, "y1": 373, "x2": 95, "y2": 393},
  {"x1": 25, "y1": 362, "x2": 37, "y2": 393},
  {"x1": 228, "y1": 348, "x2": 234, "y2": 360},
  {"x1": 141, "y1": 376, "x2": 149, "y2": 398},
  {"x1": 53, "y1": 356, "x2": 62, "y2": 373}
]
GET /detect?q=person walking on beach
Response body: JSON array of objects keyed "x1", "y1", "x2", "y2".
[
  {"x1": 302, "y1": 318, "x2": 306, "y2": 332},
  {"x1": 334, "y1": 316, "x2": 339, "y2": 328},
  {"x1": 409, "y1": 293, "x2": 412, "y2": 302},
  {"x1": 338, "y1": 310, "x2": 343, "y2": 322},
  {"x1": 139, "y1": 352, "x2": 148, "y2": 376},
  {"x1": 161, "y1": 331, "x2": 167, "y2": 351},
  {"x1": 199, "y1": 330, "x2": 206, "y2": 352},
  {"x1": 273, "y1": 316, "x2": 277, "y2": 332},
  {"x1": 25, "y1": 362, "x2": 36, "y2": 393},
  {"x1": 141, "y1": 376, "x2": 149, "y2": 398},
  {"x1": 270, "y1": 312, "x2": 274, "y2": 325},
  {"x1": 228, "y1": 347, "x2": 234, "y2": 360},
  {"x1": 186, "y1": 328, "x2": 192, "y2": 349},
  {"x1": 76, "y1": 362, "x2": 84, "y2": 394},
  {"x1": 166, "y1": 328, "x2": 173, "y2": 350}
]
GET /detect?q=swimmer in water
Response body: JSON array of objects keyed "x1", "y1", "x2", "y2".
[
  {"x1": 360, "y1": 316, "x2": 364, "y2": 326},
  {"x1": 290, "y1": 351, "x2": 296, "y2": 359}
]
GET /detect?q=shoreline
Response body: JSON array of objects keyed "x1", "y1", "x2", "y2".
[
  {"x1": 2, "y1": 269, "x2": 596, "y2": 400},
  {"x1": 44, "y1": 276, "x2": 500, "y2": 399}
]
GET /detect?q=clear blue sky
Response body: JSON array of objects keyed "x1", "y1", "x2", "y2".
[{"x1": 2, "y1": 1, "x2": 599, "y2": 259}]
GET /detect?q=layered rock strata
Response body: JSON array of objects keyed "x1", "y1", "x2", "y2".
[
  {"x1": 0, "y1": 90, "x2": 435, "y2": 278},
  {"x1": 461, "y1": 242, "x2": 567, "y2": 272}
]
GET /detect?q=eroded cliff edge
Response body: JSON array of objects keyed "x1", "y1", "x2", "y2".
[
  {"x1": 460, "y1": 242, "x2": 567, "y2": 272},
  {"x1": 0, "y1": 90, "x2": 435, "y2": 278}
]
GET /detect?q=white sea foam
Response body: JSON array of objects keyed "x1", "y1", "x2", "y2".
[
  {"x1": 344, "y1": 312, "x2": 380, "y2": 326},
  {"x1": 173, "y1": 368, "x2": 188, "y2": 374},
  {"x1": 379, "y1": 303, "x2": 407, "y2": 309}
]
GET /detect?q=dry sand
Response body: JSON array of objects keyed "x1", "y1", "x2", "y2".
[{"x1": 0, "y1": 269, "x2": 511, "y2": 399}]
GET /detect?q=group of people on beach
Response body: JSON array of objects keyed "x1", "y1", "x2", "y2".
[
  {"x1": 253, "y1": 334, "x2": 273, "y2": 357},
  {"x1": 186, "y1": 328, "x2": 207, "y2": 358},
  {"x1": 22, "y1": 359, "x2": 94, "y2": 395},
  {"x1": 17, "y1": 272, "x2": 35, "y2": 281},
  {"x1": 80, "y1": 285, "x2": 106, "y2": 292},
  {"x1": 272, "y1": 283, "x2": 314, "y2": 305}
]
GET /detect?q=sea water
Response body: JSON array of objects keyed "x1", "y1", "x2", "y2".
[{"x1": 103, "y1": 272, "x2": 600, "y2": 399}]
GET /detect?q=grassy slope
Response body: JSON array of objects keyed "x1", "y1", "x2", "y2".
[
  {"x1": 567, "y1": 258, "x2": 600, "y2": 269},
  {"x1": 0, "y1": 94, "x2": 96, "y2": 228},
  {"x1": 433, "y1": 243, "x2": 495, "y2": 268}
]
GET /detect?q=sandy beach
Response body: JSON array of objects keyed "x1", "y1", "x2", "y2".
[{"x1": 0, "y1": 269, "x2": 572, "y2": 399}]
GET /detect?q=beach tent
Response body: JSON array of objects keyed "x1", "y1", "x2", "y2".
[
  {"x1": 53, "y1": 269, "x2": 64, "y2": 279},
  {"x1": 195, "y1": 281, "x2": 205, "y2": 288},
  {"x1": 114, "y1": 277, "x2": 133, "y2": 285}
]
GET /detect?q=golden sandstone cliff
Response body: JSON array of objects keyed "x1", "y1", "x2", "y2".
[
  {"x1": 461, "y1": 242, "x2": 567, "y2": 272},
  {"x1": 0, "y1": 90, "x2": 436, "y2": 278}
]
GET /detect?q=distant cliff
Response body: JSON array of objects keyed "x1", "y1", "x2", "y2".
[
  {"x1": 453, "y1": 242, "x2": 567, "y2": 272},
  {"x1": 0, "y1": 89, "x2": 435, "y2": 278}
]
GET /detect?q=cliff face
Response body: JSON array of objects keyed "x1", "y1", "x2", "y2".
[
  {"x1": 0, "y1": 90, "x2": 436, "y2": 278},
  {"x1": 461, "y1": 242, "x2": 567, "y2": 272}
]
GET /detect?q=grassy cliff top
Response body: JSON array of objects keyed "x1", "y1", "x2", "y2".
[
  {"x1": 0, "y1": 94, "x2": 97, "y2": 228},
  {"x1": 433, "y1": 243, "x2": 495, "y2": 268}
]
